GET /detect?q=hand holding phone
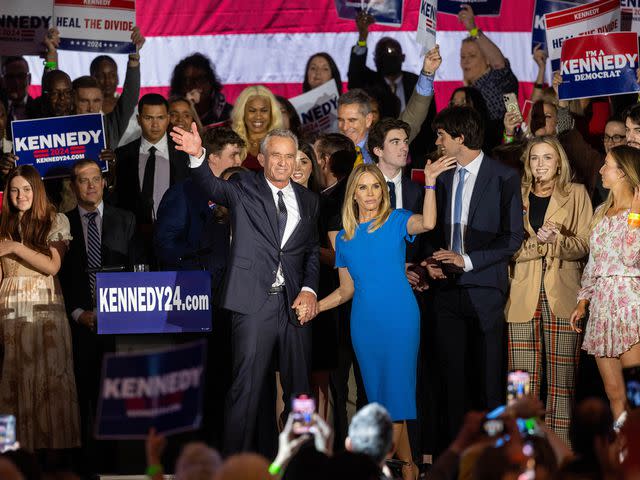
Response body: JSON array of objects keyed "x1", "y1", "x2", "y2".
[
  {"x1": 291, "y1": 394, "x2": 316, "y2": 436},
  {"x1": 503, "y1": 93, "x2": 523, "y2": 124}
]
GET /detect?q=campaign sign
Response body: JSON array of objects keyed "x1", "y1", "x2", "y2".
[
  {"x1": 95, "y1": 340, "x2": 206, "y2": 439},
  {"x1": 0, "y1": 0, "x2": 53, "y2": 56},
  {"x1": 532, "y1": 0, "x2": 593, "y2": 52},
  {"x1": 438, "y1": 0, "x2": 502, "y2": 16},
  {"x1": 12, "y1": 114, "x2": 106, "y2": 178},
  {"x1": 621, "y1": 0, "x2": 640, "y2": 32},
  {"x1": 559, "y1": 32, "x2": 640, "y2": 100},
  {"x1": 545, "y1": 0, "x2": 621, "y2": 71},
  {"x1": 290, "y1": 81, "x2": 340, "y2": 137},
  {"x1": 97, "y1": 271, "x2": 212, "y2": 335},
  {"x1": 335, "y1": 0, "x2": 404, "y2": 27},
  {"x1": 416, "y1": 0, "x2": 438, "y2": 52},
  {"x1": 54, "y1": 0, "x2": 135, "y2": 53}
]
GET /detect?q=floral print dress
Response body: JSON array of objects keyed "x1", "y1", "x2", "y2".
[{"x1": 578, "y1": 209, "x2": 640, "y2": 357}]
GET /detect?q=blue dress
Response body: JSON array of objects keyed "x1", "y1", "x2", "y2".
[{"x1": 335, "y1": 209, "x2": 419, "y2": 420}]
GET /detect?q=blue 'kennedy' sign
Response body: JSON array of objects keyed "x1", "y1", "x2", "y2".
[
  {"x1": 95, "y1": 340, "x2": 207, "y2": 438},
  {"x1": 97, "y1": 271, "x2": 212, "y2": 334},
  {"x1": 11, "y1": 113, "x2": 106, "y2": 178}
]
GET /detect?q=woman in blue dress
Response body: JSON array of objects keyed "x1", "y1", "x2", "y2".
[{"x1": 315, "y1": 159, "x2": 454, "y2": 478}]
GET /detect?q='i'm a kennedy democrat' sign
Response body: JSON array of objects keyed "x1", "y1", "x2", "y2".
[
  {"x1": 559, "y1": 32, "x2": 640, "y2": 100},
  {"x1": 95, "y1": 341, "x2": 207, "y2": 438},
  {"x1": 11, "y1": 113, "x2": 107, "y2": 178}
]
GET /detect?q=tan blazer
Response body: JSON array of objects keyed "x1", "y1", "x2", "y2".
[{"x1": 505, "y1": 182, "x2": 592, "y2": 322}]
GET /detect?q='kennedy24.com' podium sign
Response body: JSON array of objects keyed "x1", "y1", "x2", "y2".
[{"x1": 97, "y1": 271, "x2": 212, "y2": 334}]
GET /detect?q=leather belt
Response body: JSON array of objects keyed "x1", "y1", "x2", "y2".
[{"x1": 268, "y1": 285, "x2": 285, "y2": 294}]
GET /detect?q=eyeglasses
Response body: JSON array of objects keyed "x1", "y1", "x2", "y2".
[
  {"x1": 47, "y1": 89, "x2": 73, "y2": 99},
  {"x1": 603, "y1": 134, "x2": 625, "y2": 144}
]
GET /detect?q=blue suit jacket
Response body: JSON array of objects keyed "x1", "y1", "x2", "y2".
[{"x1": 429, "y1": 155, "x2": 524, "y2": 295}]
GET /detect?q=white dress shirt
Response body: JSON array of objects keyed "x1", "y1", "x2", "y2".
[
  {"x1": 450, "y1": 151, "x2": 484, "y2": 272},
  {"x1": 72, "y1": 202, "x2": 104, "y2": 322},
  {"x1": 383, "y1": 170, "x2": 403, "y2": 209},
  {"x1": 139, "y1": 133, "x2": 171, "y2": 220}
]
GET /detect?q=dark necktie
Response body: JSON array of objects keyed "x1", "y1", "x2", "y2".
[
  {"x1": 387, "y1": 181, "x2": 397, "y2": 209},
  {"x1": 277, "y1": 191, "x2": 288, "y2": 244},
  {"x1": 141, "y1": 146, "x2": 156, "y2": 223},
  {"x1": 85, "y1": 211, "x2": 101, "y2": 302}
]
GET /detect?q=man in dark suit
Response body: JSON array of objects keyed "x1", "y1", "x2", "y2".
[
  {"x1": 170, "y1": 125, "x2": 320, "y2": 455},
  {"x1": 422, "y1": 106, "x2": 524, "y2": 448},
  {"x1": 59, "y1": 159, "x2": 137, "y2": 474},
  {"x1": 1, "y1": 56, "x2": 34, "y2": 124},
  {"x1": 113, "y1": 93, "x2": 190, "y2": 226},
  {"x1": 348, "y1": 12, "x2": 437, "y2": 165}
]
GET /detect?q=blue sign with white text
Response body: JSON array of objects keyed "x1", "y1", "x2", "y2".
[
  {"x1": 532, "y1": 0, "x2": 593, "y2": 52},
  {"x1": 438, "y1": 0, "x2": 502, "y2": 15},
  {"x1": 11, "y1": 113, "x2": 106, "y2": 178},
  {"x1": 335, "y1": 0, "x2": 404, "y2": 26},
  {"x1": 95, "y1": 341, "x2": 207, "y2": 438},
  {"x1": 97, "y1": 271, "x2": 212, "y2": 334}
]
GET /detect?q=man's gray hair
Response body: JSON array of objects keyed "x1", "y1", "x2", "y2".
[
  {"x1": 259, "y1": 128, "x2": 299, "y2": 156},
  {"x1": 337, "y1": 88, "x2": 372, "y2": 116},
  {"x1": 348, "y1": 403, "x2": 393, "y2": 464},
  {"x1": 175, "y1": 442, "x2": 223, "y2": 480}
]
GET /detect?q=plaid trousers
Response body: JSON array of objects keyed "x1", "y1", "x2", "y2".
[{"x1": 507, "y1": 274, "x2": 582, "y2": 444}]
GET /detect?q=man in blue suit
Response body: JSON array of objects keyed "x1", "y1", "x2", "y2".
[{"x1": 422, "y1": 106, "x2": 524, "y2": 446}]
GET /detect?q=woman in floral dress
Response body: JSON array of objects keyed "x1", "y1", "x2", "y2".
[
  {"x1": 0, "y1": 165, "x2": 80, "y2": 451},
  {"x1": 570, "y1": 145, "x2": 640, "y2": 430}
]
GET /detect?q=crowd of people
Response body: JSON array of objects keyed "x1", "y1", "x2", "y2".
[{"x1": 0, "y1": 4, "x2": 640, "y2": 480}]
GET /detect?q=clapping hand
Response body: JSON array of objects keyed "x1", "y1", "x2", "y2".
[
  {"x1": 171, "y1": 123, "x2": 203, "y2": 157},
  {"x1": 536, "y1": 221, "x2": 559, "y2": 244}
]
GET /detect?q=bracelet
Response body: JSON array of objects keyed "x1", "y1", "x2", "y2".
[
  {"x1": 628, "y1": 212, "x2": 640, "y2": 221},
  {"x1": 43, "y1": 60, "x2": 57, "y2": 70},
  {"x1": 534, "y1": 83, "x2": 545, "y2": 89},
  {"x1": 421, "y1": 70, "x2": 435, "y2": 77},
  {"x1": 424, "y1": 185, "x2": 436, "y2": 190},
  {"x1": 357, "y1": 40, "x2": 366, "y2": 47},
  {"x1": 503, "y1": 132, "x2": 514, "y2": 144},
  {"x1": 469, "y1": 27, "x2": 479, "y2": 37},
  {"x1": 268, "y1": 462, "x2": 282, "y2": 475},
  {"x1": 145, "y1": 464, "x2": 163, "y2": 477},
  {"x1": 628, "y1": 218, "x2": 640, "y2": 228}
]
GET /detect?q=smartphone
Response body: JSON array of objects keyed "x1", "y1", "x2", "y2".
[
  {"x1": 291, "y1": 393, "x2": 316, "y2": 435},
  {"x1": 623, "y1": 365, "x2": 640, "y2": 409},
  {"x1": 507, "y1": 370, "x2": 531, "y2": 404},
  {"x1": 0, "y1": 415, "x2": 16, "y2": 453},
  {"x1": 503, "y1": 93, "x2": 523, "y2": 123},
  {"x1": 483, "y1": 417, "x2": 504, "y2": 437}
]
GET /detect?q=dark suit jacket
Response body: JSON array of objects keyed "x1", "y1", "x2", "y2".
[
  {"x1": 112, "y1": 136, "x2": 190, "y2": 224},
  {"x1": 427, "y1": 155, "x2": 524, "y2": 296},
  {"x1": 191, "y1": 162, "x2": 320, "y2": 325},
  {"x1": 154, "y1": 177, "x2": 230, "y2": 297},
  {"x1": 402, "y1": 176, "x2": 424, "y2": 262},
  {"x1": 347, "y1": 47, "x2": 437, "y2": 164}
]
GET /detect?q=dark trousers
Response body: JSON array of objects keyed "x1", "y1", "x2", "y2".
[
  {"x1": 223, "y1": 292, "x2": 311, "y2": 455},
  {"x1": 432, "y1": 286, "x2": 505, "y2": 446}
]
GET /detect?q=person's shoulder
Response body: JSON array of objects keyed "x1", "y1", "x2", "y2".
[
  {"x1": 104, "y1": 203, "x2": 136, "y2": 224},
  {"x1": 483, "y1": 154, "x2": 520, "y2": 179},
  {"x1": 114, "y1": 137, "x2": 141, "y2": 156}
]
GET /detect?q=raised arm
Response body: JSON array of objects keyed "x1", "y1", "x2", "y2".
[{"x1": 458, "y1": 5, "x2": 506, "y2": 69}]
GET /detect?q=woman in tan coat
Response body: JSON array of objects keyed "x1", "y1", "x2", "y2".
[{"x1": 505, "y1": 136, "x2": 592, "y2": 443}]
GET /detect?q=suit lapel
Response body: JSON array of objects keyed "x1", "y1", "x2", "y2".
[
  {"x1": 441, "y1": 169, "x2": 454, "y2": 228},
  {"x1": 257, "y1": 174, "x2": 280, "y2": 245},
  {"x1": 131, "y1": 138, "x2": 142, "y2": 193},
  {"x1": 284, "y1": 182, "x2": 306, "y2": 248},
  {"x1": 70, "y1": 209, "x2": 87, "y2": 266},
  {"x1": 467, "y1": 159, "x2": 491, "y2": 226},
  {"x1": 545, "y1": 185, "x2": 570, "y2": 223}
]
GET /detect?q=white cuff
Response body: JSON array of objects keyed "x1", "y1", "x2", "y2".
[
  {"x1": 71, "y1": 308, "x2": 84, "y2": 322},
  {"x1": 189, "y1": 149, "x2": 206, "y2": 168},
  {"x1": 462, "y1": 254, "x2": 473, "y2": 272},
  {"x1": 301, "y1": 286, "x2": 317, "y2": 297}
]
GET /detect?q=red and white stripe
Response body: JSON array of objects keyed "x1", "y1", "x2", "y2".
[{"x1": 27, "y1": 0, "x2": 541, "y2": 110}]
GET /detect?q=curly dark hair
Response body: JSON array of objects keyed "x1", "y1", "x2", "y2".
[{"x1": 170, "y1": 53, "x2": 222, "y2": 97}]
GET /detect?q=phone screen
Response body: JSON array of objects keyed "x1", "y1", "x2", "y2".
[
  {"x1": 291, "y1": 394, "x2": 315, "y2": 435},
  {"x1": 624, "y1": 366, "x2": 640, "y2": 409},
  {"x1": 483, "y1": 418, "x2": 504, "y2": 437},
  {"x1": 507, "y1": 370, "x2": 531, "y2": 404}
]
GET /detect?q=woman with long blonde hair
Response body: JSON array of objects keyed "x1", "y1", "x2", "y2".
[
  {"x1": 0, "y1": 165, "x2": 80, "y2": 452},
  {"x1": 314, "y1": 158, "x2": 455, "y2": 479},
  {"x1": 230, "y1": 85, "x2": 283, "y2": 171},
  {"x1": 506, "y1": 136, "x2": 592, "y2": 443},
  {"x1": 570, "y1": 145, "x2": 640, "y2": 431}
]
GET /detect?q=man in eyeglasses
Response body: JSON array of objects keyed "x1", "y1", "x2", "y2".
[{"x1": 603, "y1": 117, "x2": 627, "y2": 153}]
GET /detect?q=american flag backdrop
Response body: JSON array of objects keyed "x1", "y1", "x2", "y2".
[{"x1": 26, "y1": 0, "x2": 540, "y2": 111}]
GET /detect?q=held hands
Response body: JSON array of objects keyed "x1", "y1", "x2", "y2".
[
  {"x1": 422, "y1": 45, "x2": 442, "y2": 76},
  {"x1": 432, "y1": 248, "x2": 465, "y2": 270},
  {"x1": 424, "y1": 155, "x2": 456, "y2": 185},
  {"x1": 170, "y1": 123, "x2": 203, "y2": 157},
  {"x1": 536, "y1": 221, "x2": 559, "y2": 244},
  {"x1": 292, "y1": 291, "x2": 318, "y2": 324},
  {"x1": 457, "y1": 4, "x2": 476, "y2": 31},
  {"x1": 421, "y1": 257, "x2": 447, "y2": 280},
  {"x1": 569, "y1": 300, "x2": 588, "y2": 333}
]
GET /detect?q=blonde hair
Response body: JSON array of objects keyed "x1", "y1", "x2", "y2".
[
  {"x1": 230, "y1": 85, "x2": 283, "y2": 144},
  {"x1": 521, "y1": 136, "x2": 572, "y2": 193},
  {"x1": 591, "y1": 145, "x2": 640, "y2": 228},
  {"x1": 341, "y1": 164, "x2": 391, "y2": 241}
]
